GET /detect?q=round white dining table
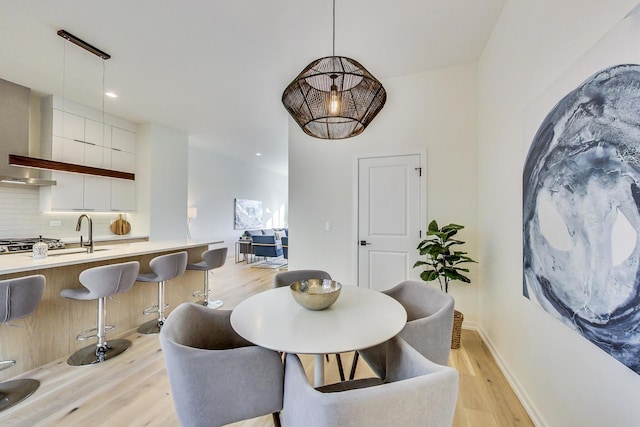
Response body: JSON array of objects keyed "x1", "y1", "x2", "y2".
[{"x1": 230, "y1": 285, "x2": 407, "y2": 386}]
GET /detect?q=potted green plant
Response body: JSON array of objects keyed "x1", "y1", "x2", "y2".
[{"x1": 413, "y1": 220, "x2": 476, "y2": 349}]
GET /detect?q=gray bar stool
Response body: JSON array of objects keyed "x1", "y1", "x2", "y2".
[
  {"x1": 60, "y1": 261, "x2": 140, "y2": 366},
  {"x1": 0, "y1": 274, "x2": 45, "y2": 412},
  {"x1": 186, "y1": 247, "x2": 227, "y2": 308},
  {"x1": 137, "y1": 251, "x2": 188, "y2": 334}
]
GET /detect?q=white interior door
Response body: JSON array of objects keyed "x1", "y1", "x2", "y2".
[{"x1": 358, "y1": 154, "x2": 423, "y2": 291}]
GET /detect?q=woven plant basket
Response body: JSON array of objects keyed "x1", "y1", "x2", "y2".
[{"x1": 451, "y1": 309, "x2": 464, "y2": 349}]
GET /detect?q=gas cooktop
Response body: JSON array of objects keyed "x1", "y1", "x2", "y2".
[{"x1": 0, "y1": 238, "x2": 65, "y2": 254}]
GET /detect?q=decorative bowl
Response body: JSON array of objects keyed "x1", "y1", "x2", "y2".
[{"x1": 290, "y1": 279, "x2": 342, "y2": 311}]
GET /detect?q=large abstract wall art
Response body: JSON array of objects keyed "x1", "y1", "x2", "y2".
[
  {"x1": 523, "y1": 64, "x2": 640, "y2": 374},
  {"x1": 234, "y1": 198, "x2": 263, "y2": 230}
]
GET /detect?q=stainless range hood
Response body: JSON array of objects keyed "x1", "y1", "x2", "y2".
[{"x1": 0, "y1": 78, "x2": 56, "y2": 186}]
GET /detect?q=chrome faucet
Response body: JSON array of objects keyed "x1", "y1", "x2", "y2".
[{"x1": 76, "y1": 214, "x2": 94, "y2": 254}]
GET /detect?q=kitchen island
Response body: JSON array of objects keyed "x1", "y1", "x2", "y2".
[{"x1": 0, "y1": 239, "x2": 221, "y2": 380}]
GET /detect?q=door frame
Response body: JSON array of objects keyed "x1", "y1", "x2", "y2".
[{"x1": 351, "y1": 149, "x2": 428, "y2": 287}]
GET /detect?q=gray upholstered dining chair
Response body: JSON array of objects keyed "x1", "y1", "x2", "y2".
[
  {"x1": 283, "y1": 336, "x2": 459, "y2": 427},
  {"x1": 350, "y1": 280, "x2": 455, "y2": 379},
  {"x1": 159, "y1": 303, "x2": 284, "y2": 427},
  {"x1": 273, "y1": 269, "x2": 346, "y2": 381}
]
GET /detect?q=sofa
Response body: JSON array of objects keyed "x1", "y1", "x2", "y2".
[{"x1": 243, "y1": 228, "x2": 288, "y2": 240}]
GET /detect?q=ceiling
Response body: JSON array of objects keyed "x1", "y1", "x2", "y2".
[{"x1": 0, "y1": 0, "x2": 505, "y2": 176}]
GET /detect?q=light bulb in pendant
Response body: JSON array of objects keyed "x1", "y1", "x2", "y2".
[
  {"x1": 329, "y1": 84, "x2": 341, "y2": 115},
  {"x1": 329, "y1": 75, "x2": 341, "y2": 116}
]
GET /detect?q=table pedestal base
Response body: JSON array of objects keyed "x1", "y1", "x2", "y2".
[{"x1": 314, "y1": 354, "x2": 324, "y2": 387}]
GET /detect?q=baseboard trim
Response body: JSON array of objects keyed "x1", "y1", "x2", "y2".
[
  {"x1": 475, "y1": 326, "x2": 547, "y2": 427},
  {"x1": 461, "y1": 321, "x2": 478, "y2": 330}
]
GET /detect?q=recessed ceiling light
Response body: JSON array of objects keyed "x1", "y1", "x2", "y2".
[
  {"x1": 256, "y1": 152, "x2": 262, "y2": 156},
  {"x1": 105, "y1": 92, "x2": 118, "y2": 98}
]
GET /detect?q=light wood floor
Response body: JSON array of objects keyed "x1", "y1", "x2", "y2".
[{"x1": 0, "y1": 258, "x2": 533, "y2": 427}]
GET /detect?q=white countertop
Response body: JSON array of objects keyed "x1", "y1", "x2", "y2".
[
  {"x1": 58, "y1": 234, "x2": 149, "y2": 244},
  {"x1": 0, "y1": 239, "x2": 222, "y2": 275}
]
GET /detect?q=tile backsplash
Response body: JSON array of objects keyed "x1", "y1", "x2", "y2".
[{"x1": 0, "y1": 185, "x2": 131, "y2": 240}]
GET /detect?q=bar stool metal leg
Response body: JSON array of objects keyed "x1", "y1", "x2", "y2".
[
  {"x1": 0, "y1": 358, "x2": 39, "y2": 412},
  {"x1": 97, "y1": 296, "x2": 107, "y2": 354},
  {"x1": 138, "y1": 280, "x2": 168, "y2": 334},
  {"x1": 191, "y1": 271, "x2": 223, "y2": 308},
  {"x1": 0, "y1": 379, "x2": 40, "y2": 412},
  {"x1": 202, "y1": 271, "x2": 209, "y2": 304},
  {"x1": 204, "y1": 271, "x2": 223, "y2": 309},
  {"x1": 67, "y1": 296, "x2": 132, "y2": 366}
]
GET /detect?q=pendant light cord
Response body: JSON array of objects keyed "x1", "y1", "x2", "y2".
[
  {"x1": 332, "y1": 0, "x2": 336, "y2": 56},
  {"x1": 62, "y1": 41, "x2": 66, "y2": 134},
  {"x1": 102, "y1": 60, "x2": 106, "y2": 126}
]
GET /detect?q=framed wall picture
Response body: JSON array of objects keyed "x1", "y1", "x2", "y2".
[{"x1": 234, "y1": 198, "x2": 263, "y2": 230}]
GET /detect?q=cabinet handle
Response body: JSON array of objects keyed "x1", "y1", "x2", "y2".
[{"x1": 73, "y1": 139, "x2": 96, "y2": 146}]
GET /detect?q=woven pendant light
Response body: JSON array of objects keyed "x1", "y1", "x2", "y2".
[{"x1": 282, "y1": 1, "x2": 386, "y2": 140}]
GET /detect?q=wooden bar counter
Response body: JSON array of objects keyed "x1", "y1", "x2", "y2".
[{"x1": 0, "y1": 239, "x2": 219, "y2": 380}]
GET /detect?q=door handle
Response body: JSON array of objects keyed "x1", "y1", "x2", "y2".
[{"x1": 360, "y1": 240, "x2": 371, "y2": 246}]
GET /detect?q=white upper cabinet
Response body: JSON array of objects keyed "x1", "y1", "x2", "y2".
[
  {"x1": 112, "y1": 127, "x2": 136, "y2": 153},
  {"x1": 46, "y1": 172, "x2": 83, "y2": 211},
  {"x1": 103, "y1": 123, "x2": 112, "y2": 148},
  {"x1": 111, "y1": 150, "x2": 135, "y2": 173},
  {"x1": 51, "y1": 136, "x2": 84, "y2": 164},
  {"x1": 84, "y1": 176, "x2": 112, "y2": 211},
  {"x1": 84, "y1": 143, "x2": 107, "y2": 169},
  {"x1": 110, "y1": 179, "x2": 136, "y2": 212},
  {"x1": 111, "y1": 126, "x2": 136, "y2": 174},
  {"x1": 52, "y1": 110, "x2": 84, "y2": 141},
  {"x1": 84, "y1": 118, "x2": 104, "y2": 146},
  {"x1": 40, "y1": 96, "x2": 138, "y2": 212}
]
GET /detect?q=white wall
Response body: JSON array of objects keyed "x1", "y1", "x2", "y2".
[
  {"x1": 288, "y1": 62, "x2": 479, "y2": 323},
  {"x1": 477, "y1": 0, "x2": 640, "y2": 425},
  {"x1": 136, "y1": 123, "x2": 189, "y2": 241},
  {"x1": 131, "y1": 123, "x2": 151, "y2": 238},
  {"x1": 187, "y1": 147, "x2": 288, "y2": 255}
]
